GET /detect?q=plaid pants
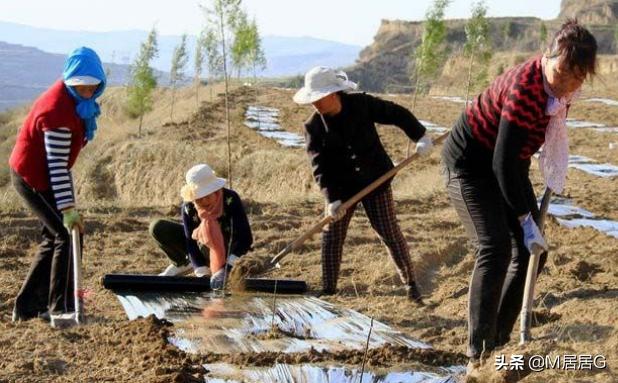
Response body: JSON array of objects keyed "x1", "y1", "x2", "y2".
[{"x1": 321, "y1": 185, "x2": 415, "y2": 292}]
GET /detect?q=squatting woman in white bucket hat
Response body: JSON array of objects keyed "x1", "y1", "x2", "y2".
[{"x1": 149, "y1": 164, "x2": 253, "y2": 290}]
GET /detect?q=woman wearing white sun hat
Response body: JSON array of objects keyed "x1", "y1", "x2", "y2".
[
  {"x1": 294, "y1": 66, "x2": 433, "y2": 303},
  {"x1": 149, "y1": 164, "x2": 253, "y2": 289}
]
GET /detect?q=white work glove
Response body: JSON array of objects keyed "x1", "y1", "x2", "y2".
[
  {"x1": 194, "y1": 266, "x2": 211, "y2": 278},
  {"x1": 210, "y1": 268, "x2": 226, "y2": 290},
  {"x1": 326, "y1": 200, "x2": 346, "y2": 222},
  {"x1": 520, "y1": 213, "x2": 548, "y2": 256},
  {"x1": 415, "y1": 134, "x2": 434, "y2": 157}
]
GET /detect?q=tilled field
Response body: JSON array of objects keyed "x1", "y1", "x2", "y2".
[{"x1": 0, "y1": 85, "x2": 616, "y2": 382}]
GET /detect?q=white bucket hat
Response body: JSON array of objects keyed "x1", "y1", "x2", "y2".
[
  {"x1": 180, "y1": 164, "x2": 226, "y2": 202},
  {"x1": 293, "y1": 66, "x2": 358, "y2": 104},
  {"x1": 64, "y1": 75, "x2": 102, "y2": 86}
]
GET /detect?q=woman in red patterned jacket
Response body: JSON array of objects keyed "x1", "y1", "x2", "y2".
[
  {"x1": 441, "y1": 20, "x2": 597, "y2": 368},
  {"x1": 9, "y1": 47, "x2": 106, "y2": 323}
]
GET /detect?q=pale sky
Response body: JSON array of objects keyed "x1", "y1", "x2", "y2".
[{"x1": 0, "y1": 0, "x2": 563, "y2": 46}]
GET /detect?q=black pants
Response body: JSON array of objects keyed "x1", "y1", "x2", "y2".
[
  {"x1": 149, "y1": 219, "x2": 209, "y2": 267},
  {"x1": 11, "y1": 169, "x2": 75, "y2": 317},
  {"x1": 443, "y1": 166, "x2": 547, "y2": 359}
]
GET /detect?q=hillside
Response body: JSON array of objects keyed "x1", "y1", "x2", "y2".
[{"x1": 349, "y1": 0, "x2": 618, "y2": 92}]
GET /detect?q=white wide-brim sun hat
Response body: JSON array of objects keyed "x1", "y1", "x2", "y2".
[
  {"x1": 293, "y1": 66, "x2": 358, "y2": 104},
  {"x1": 64, "y1": 75, "x2": 102, "y2": 86},
  {"x1": 180, "y1": 164, "x2": 226, "y2": 202}
]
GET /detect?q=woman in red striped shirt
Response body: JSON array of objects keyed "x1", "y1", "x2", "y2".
[{"x1": 441, "y1": 20, "x2": 597, "y2": 370}]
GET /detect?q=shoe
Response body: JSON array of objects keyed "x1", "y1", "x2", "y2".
[
  {"x1": 406, "y1": 282, "x2": 425, "y2": 305},
  {"x1": 159, "y1": 263, "x2": 192, "y2": 276},
  {"x1": 194, "y1": 266, "x2": 212, "y2": 278}
]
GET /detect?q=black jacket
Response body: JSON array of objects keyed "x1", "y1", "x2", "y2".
[
  {"x1": 304, "y1": 92, "x2": 426, "y2": 202},
  {"x1": 181, "y1": 188, "x2": 253, "y2": 267}
]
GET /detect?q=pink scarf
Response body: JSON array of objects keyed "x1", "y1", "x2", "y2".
[
  {"x1": 538, "y1": 59, "x2": 580, "y2": 194},
  {"x1": 191, "y1": 190, "x2": 226, "y2": 273}
]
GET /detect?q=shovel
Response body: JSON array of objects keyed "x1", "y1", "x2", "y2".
[
  {"x1": 50, "y1": 226, "x2": 84, "y2": 328},
  {"x1": 269, "y1": 131, "x2": 450, "y2": 268},
  {"x1": 519, "y1": 187, "x2": 552, "y2": 344}
]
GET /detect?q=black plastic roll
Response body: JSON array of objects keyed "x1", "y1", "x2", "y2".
[
  {"x1": 102, "y1": 273, "x2": 307, "y2": 294},
  {"x1": 102, "y1": 274, "x2": 210, "y2": 292}
]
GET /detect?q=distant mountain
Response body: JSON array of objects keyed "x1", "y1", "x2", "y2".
[
  {"x1": 0, "y1": 41, "x2": 144, "y2": 111},
  {"x1": 0, "y1": 21, "x2": 361, "y2": 77}
]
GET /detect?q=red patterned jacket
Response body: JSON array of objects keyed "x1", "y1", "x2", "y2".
[{"x1": 442, "y1": 56, "x2": 551, "y2": 215}]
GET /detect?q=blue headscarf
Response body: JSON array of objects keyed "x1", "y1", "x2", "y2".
[{"x1": 62, "y1": 47, "x2": 106, "y2": 141}]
